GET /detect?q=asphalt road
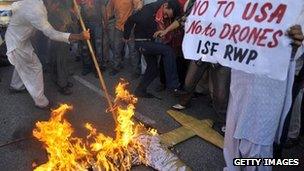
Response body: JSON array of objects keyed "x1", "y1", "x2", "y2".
[{"x1": 0, "y1": 57, "x2": 303, "y2": 171}]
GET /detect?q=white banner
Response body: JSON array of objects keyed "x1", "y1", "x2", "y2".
[{"x1": 182, "y1": 0, "x2": 303, "y2": 80}]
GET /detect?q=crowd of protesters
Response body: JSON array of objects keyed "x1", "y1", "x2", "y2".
[{"x1": 1, "y1": 0, "x2": 304, "y2": 170}]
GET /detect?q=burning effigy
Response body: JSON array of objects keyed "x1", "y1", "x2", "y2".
[{"x1": 32, "y1": 81, "x2": 190, "y2": 171}]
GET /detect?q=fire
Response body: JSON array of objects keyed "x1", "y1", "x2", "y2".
[
  {"x1": 33, "y1": 104, "x2": 90, "y2": 171},
  {"x1": 33, "y1": 81, "x2": 157, "y2": 171}
]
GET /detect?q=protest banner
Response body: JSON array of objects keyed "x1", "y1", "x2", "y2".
[{"x1": 182, "y1": 0, "x2": 304, "y2": 80}]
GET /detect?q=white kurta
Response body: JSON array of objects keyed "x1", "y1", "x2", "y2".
[
  {"x1": 5, "y1": 0, "x2": 71, "y2": 107},
  {"x1": 223, "y1": 10, "x2": 304, "y2": 171}
]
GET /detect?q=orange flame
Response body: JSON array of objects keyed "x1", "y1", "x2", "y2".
[
  {"x1": 33, "y1": 81, "x2": 157, "y2": 171},
  {"x1": 33, "y1": 104, "x2": 90, "y2": 171}
]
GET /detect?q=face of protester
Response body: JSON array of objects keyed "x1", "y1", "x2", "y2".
[{"x1": 163, "y1": 3, "x2": 174, "y2": 19}]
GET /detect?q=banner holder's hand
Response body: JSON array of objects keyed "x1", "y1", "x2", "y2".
[{"x1": 287, "y1": 25, "x2": 304, "y2": 61}]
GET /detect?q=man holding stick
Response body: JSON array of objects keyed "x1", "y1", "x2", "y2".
[{"x1": 5, "y1": 0, "x2": 90, "y2": 109}]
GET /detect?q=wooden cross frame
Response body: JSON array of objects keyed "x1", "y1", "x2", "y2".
[{"x1": 160, "y1": 110, "x2": 224, "y2": 149}]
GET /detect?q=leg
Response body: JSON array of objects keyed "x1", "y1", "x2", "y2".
[
  {"x1": 71, "y1": 42, "x2": 81, "y2": 61},
  {"x1": 211, "y1": 66, "x2": 231, "y2": 125},
  {"x1": 8, "y1": 50, "x2": 49, "y2": 107},
  {"x1": 135, "y1": 54, "x2": 158, "y2": 94},
  {"x1": 178, "y1": 61, "x2": 209, "y2": 106},
  {"x1": 111, "y1": 28, "x2": 124, "y2": 72},
  {"x1": 159, "y1": 57, "x2": 166, "y2": 87},
  {"x1": 275, "y1": 73, "x2": 303, "y2": 157},
  {"x1": 92, "y1": 23, "x2": 105, "y2": 69},
  {"x1": 160, "y1": 45, "x2": 180, "y2": 89},
  {"x1": 176, "y1": 50, "x2": 189, "y2": 86},
  {"x1": 141, "y1": 42, "x2": 179, "y2": 89},
  {"x1": 81, "y1": 36, "x2": 92, "y2": 75},
  {"x1": 10, "y1": 69, "x2": 26, "y2": 90},
  {"x1": 55, "y1": 42, "x2": 70, "y2": 88},
  {"x1": 128, "y1": 33, "x2": 141, "y2": 76},
  {"x1": 288, "y1": 89, "x2": 303, "y2": 138}
]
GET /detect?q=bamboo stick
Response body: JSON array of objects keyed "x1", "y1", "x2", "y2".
[{"x1": 72, "y1": 0, "x2": 117, "y2": 125}]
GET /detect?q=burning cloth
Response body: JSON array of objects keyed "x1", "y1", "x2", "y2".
[{"x1": 33, "y1": 82, "x2": 190, "y2": 171}]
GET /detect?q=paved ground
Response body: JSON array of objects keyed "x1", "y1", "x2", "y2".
[{"x1": 0, "y1": 56, "x2": 303, "y2": 171}]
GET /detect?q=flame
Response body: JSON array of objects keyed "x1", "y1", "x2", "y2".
[
  {"x1": 33, "y1": 81, "x2": 157, "y2": 171},
  {"x1": 33, "y1": 104, "x2": 90, "y2": 171}
]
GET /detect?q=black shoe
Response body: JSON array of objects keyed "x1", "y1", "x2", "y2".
[
  {"x1": 109, "y1": 69, "x2": 120, "y2": 76},
  {"x1": 58, "y1": 87, "x2": 72, "y2": 95},
  {"x1": 81, "y1": 69, "x2": 92, "y2": 76},
  {"x1": 9, "y1": 87, "x2": 27, "y2": 94}
]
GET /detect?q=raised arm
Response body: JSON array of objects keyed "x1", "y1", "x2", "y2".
[{"x1": 26, "y1": 2, "x2": 89, "y2": 43}]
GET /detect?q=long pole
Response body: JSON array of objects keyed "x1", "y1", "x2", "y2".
[{"x1": 72, "y1": 0, "x2": 117, "y2": 125}]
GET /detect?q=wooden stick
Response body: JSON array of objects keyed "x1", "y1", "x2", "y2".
[
  {"x1": 0, "y1": 137, "x2": 30, "y2": 148},
  {"x1": 72, "y1": 0, "x2": 117, "y2": 125}
]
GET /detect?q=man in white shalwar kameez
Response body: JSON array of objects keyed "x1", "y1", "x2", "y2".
[
  {"x1": 5, "y1": 0, "x2": 90, "y2": 108},
  {"x1": 224, "y1": 9, "x2": 304, "y2": 171}
]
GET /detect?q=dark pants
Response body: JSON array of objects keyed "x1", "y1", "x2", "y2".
[
  {"x1": 179, "y1": 61, "x2": 230, "y2": 124},
  {"x1": 179, "y1": 61, "x2": 209, "y2": 106},
  {"x1": 50, "y1": 41, "x2": 70, "y2": 88},
  {"x1": 81, "y1": 22, "x2": 103, "y2": 72},
  {"x1": 32, "y1": 31, "x2": 49, "y2": 70},
  {"x1": 210, "y1": 65, "x2": 231, "y2": 124},
  {"x1": 135, "y1": 41, "x2": 179, "y2": 92},
  {"x1": 159, "y1": 49, "x2": 189, "y2": 87},
  {"x1": 112, "y1": 28, "x2": 140, "y2": 73}
]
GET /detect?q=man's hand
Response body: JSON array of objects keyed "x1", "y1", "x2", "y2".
[
  {"x1": 81, "y1": 29, "x2": 90, "y2": 40},
  {"x1": 179, "y1": 16, "x2": 187, "y2": 27},
  {"x1": 68, "y1": 29, "x2": 90, "y2": 42},
  {"x1": 288, "y1": 25, "x2": 304, "y2": 48},
  {"x1": 153, "y1": 30, "x2": 168, "y2": 38}
]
